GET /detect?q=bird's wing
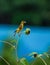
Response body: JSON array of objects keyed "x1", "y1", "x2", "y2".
[{"x1": 18, "y1": 24, "x2": 23, "y2": 30}]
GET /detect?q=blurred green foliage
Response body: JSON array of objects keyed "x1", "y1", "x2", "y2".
[
  {"x1": 0, "y1": 37, "x2": 50, "y2": 65},
  {"x1": 0, "y1": 0, "x2": 50, "y2": 25}
]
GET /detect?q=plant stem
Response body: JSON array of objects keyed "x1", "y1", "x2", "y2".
[
  {"x1": 44, "y1": 53, "x2": 49, "y2": 58},
  {"x1": 0, "y1": 56, "x2": 10, "y2": 65},
  {"x1": 16, "y1": 36, "x2": 20, "y2": 61},
  {"x1": 0, "y1": 40, "x2": 16, "y2": 49},
  {"x1": 39, "y1": 57, "x2": 47, "y2": 65}
]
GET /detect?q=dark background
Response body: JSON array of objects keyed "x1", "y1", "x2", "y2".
[{"x1": 0, "y1": 0, "x2": 50, "y2": 26}]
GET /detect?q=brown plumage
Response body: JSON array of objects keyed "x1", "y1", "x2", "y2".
[{"x1": 14, "y1": 21, "x2": 26, "y2": 36}]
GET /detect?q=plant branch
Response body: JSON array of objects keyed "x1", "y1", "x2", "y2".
[
  {"x1": 0, "y1": 40, "x2": 16, "y2": 49},
  {"x1": 39, "y1": 57, "x2": 47, "y2": 65},
  {"x1": 0, "y1": 56, "x2": 10, "y2": 65}
]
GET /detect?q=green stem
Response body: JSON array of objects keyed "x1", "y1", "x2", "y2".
[
  {"x1": 44, "y1": 53, "x2": 49, "y2": 58},
  {"x1": 0, "y1": 40, "x2": 16, "y2": 49},
  {"x1": 0, "y1": 56, "x2": 10, "y2": 65},
  {"x1": 39, "y1": 57, "x2": 47, "y2": 65},
  {"x1": 16, "y1": 36, "x2": 20, "y2": 61}
]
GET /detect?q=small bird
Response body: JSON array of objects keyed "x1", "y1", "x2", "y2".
[{"x1": 14, "y1": 21, "x2": 26, "y2": 36}]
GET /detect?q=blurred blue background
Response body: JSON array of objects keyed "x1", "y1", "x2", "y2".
[{"x1": 0, "y1": 25, "x2": 50, "y2": 58}]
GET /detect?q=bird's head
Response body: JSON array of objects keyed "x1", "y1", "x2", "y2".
[{"x1": 21, "y1": 21, "x2": 26, "y2": 24}]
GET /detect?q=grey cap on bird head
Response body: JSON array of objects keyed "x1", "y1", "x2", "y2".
[
  {"x1": 24, "y1": 21, "x2": 26, "y2": 23},
  {"x1": 21, "y1": 21, "x2": 26, "y2": 24}
]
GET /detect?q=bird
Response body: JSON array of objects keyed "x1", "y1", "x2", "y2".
[{"x1": 14, "y1": 21, "x2": 26, "y2": 36}]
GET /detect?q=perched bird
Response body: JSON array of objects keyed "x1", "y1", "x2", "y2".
[{"x1": 14, "y1": 21, "x2": 26, "y2": 36}]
